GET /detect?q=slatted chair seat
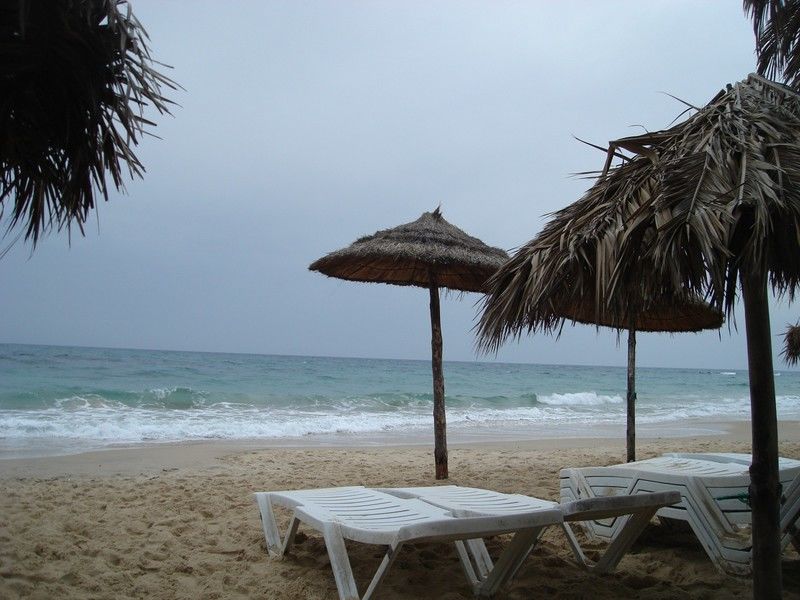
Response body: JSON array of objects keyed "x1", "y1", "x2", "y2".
[
  {"x1": 254, "y1": 486, "x2": 563, "y2": 600},
  {"x1": 382, "y1": 485, "x2": 678, "y2": 574}
]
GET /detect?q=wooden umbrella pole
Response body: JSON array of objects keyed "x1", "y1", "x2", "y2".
[
  {"x1": 429, "y1": 281, "x2": 448, "y2": 480},
  {"x1": 741, "y1": 268, "x2": 782, "y2": 599},
  {"x1": 626, "y1": 323, "x2": 637, "y2": 463}
]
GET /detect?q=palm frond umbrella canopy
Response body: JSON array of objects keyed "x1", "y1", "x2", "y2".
[
  {"x1": 784, "y1": 324, "x2": 800, "y2": 365},
  {"x1": 529, "y1": 74, "x2": 800, "y2": 599},
  {"x1": 310, "y1": 208, "x2": 508, "y2": 479},
  {"x1": 1, "y1": 0, "x2": 176, "y2": 246},
  {"x1": 745, "y1": 0, "x2": 800, "y2": 89},
  {"x1": 477, "y1": 199, "x2": 724, "y2": 464}
]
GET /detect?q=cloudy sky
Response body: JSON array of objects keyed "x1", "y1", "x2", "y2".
[{"x1": 1, "y1": 1, "x2": 797, "y2": 370}]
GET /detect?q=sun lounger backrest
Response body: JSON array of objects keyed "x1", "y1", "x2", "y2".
[
  {"x1": 381, "y1": 485, "x2": 558, "y2": 516},
  {"x1": 664, "y1": 452, "x2": 800, "y2": 471},
  {"x1": 380, "y1": 484, "x2": 679, "y2": 574}
]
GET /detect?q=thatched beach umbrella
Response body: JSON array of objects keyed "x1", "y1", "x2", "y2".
[
  {"x1": 310, "y1": 208, "x2": 508, "y2": 479},
  {"x1": 783, "y1": 324, "x2": 800, "y2": 365},
  {"x1": 1, "y1": 0, "x2": 175, "y2": 247},
  {"x1": 745, "y1": 0, "x2": 800, "y2": 90},
  {"x1": 543, "y1": 74, "x2": 800, "y2": 599},
  {"x1": 477, "y1": 208, "x2": 723, "y2": 463}
]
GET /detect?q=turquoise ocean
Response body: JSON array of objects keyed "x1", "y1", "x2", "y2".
[{"x1": 0, "y1": 344, "x2": 798, "y2": 458}]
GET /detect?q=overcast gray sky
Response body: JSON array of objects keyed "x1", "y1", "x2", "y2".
[{"x1": 1, "y1": 1, "x2": 797, "y2": 370}]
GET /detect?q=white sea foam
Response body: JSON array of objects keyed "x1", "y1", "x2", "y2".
[
  {"x1": 53, "y1": 395, "x2": 126, "y2": 410},
  {"x1": 3, "y1": 392, "x2": 800, "y2": 454},
  {"x1": 4, "y1": 392, "x2": 800, "y2": 450},
  {"x1": 538, "y1": 392, "x2": 624, "y2": 406},
  {"x1": 0, "y1": 404, "x2": 617, "y2": 446}
]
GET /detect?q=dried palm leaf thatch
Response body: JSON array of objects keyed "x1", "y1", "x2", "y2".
[
  {"x1": 525, "y1": 73, "x2": 799, "y2": 599},
  {"x1": 310, "y1": 208, "x2": 507, "y2": 480},
  {"x1": 1, "y1": 0, "x2": 177, "y2": 245},
  {"x1": 598, "y1": 74, "x2": 800, "y2": 317},
  {"x1": 784, "y1": 323, "x2": 800, "y2": 365},
  {"x1": 309, "y1": 207, "x2": 509, "y2": 293},
  {"x1": 553, "y1": 297, "x2": 723, "y2": 333},
  {"x1": 474, "y1": 154, "x2": 724, "y2": 465},
  {"x1": 477, "y1": 154, "x2": 723, "y2": 354},
  {"x1": 745, "y1": 0, "x2": 800, "y2": 89}
]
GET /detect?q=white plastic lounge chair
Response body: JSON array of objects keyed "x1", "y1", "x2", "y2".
[
  {"x1": 663, "y1": 451, "x2": 800, "y2": 471},
  {"x1": 381, "y1": 485, "x2": 679, "y2": 575},
  {"x1": 254, "y1": 485, "x2": 563, "y2": 600},
  {"x1": 662, "y1": 452, "x2": 800, "y2": 554},
  {"x1": 560, "y1": 454, "x2": 800, "y2": 575}
]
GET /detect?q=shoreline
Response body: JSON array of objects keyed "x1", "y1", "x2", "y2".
[{"x1": 3, "y1": 419, "x2": 800, "y2": 479}]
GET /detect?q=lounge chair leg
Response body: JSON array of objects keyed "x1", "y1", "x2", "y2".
[
  {"x1": 362, "y1": 542, "x2": 403, "y2": 600},
  {"x1": 466, "y1": 538, "x2": 494, "y2": 578},
  {"x1": 591, "y1": 508, "x2": 656, "y2": 573},
  {"x1": 454, "y1": 541, "x2": 481, "y2": 591},
  {"x1": 788, "y1": 523, "x2": 800, "y2": 553},
  {"x1": 454, "y1": 538, "x2": 494, "y2": 588},
  {"x1": 254, "y1": 492, "x2": 284, "y2": 556},
  {"x1": 561, "y1": 522, "x2": 590, "y2": 566},
  {"x1": 322, "y1": 523, "x2": 361, "y2": 600},
  {"x1": 282, "y1": 516, "x2": 300, "y2": 556},
  {"x1": 476, "y1": 527, "x2": 543, "y2": 599}
]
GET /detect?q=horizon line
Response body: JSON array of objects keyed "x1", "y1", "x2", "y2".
[{"x1": 0, "y1": 340, "x2": 777, "y2": 373}]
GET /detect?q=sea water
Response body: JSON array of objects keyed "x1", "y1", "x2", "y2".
[{"x1": 0, "y1": 343, "x2": 798, "y2": 458}]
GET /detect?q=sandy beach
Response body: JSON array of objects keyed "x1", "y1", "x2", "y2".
[
  {"x1": 7, "y1": 2, "x2": 800, "y2": 600},
  {"x1": 2, "y1": 422, "x2": 800, "y2": 599}
]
